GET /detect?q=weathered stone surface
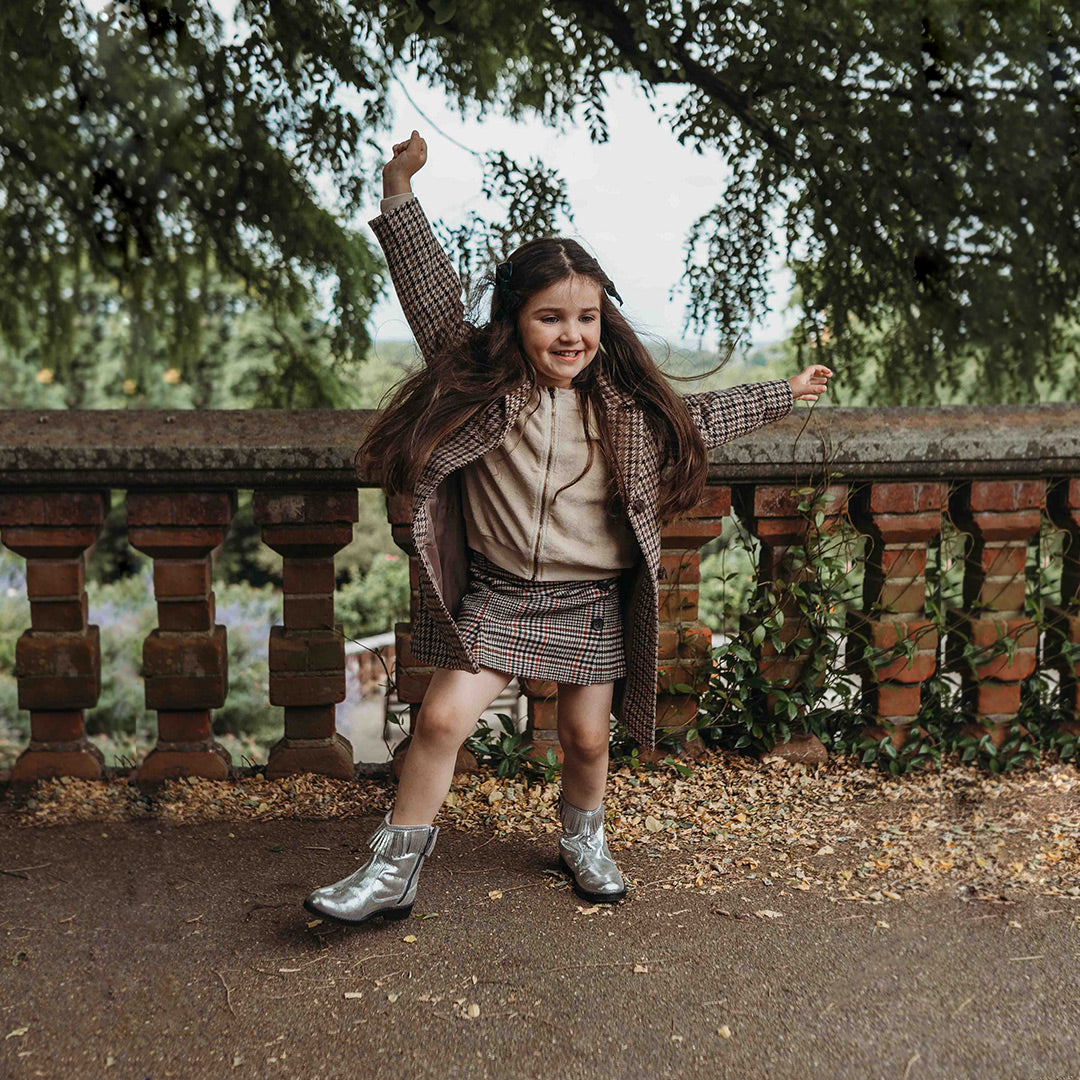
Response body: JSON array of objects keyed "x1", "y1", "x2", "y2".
[{"x1": 3, "y1": 404, "x2": 1080, "y2": 489}]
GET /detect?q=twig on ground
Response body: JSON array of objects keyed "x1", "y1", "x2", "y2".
[
  {"x1": 0, "y1": 862, "x2": 53, "y2": 878},
  {"x1": 950, "y1": 995, "x2": 974, "y2": 1019},
  {"x1": 212, "y1": 968, "x2": 237, "y2": 1017},
  {"x1": 244, "y1": 901, "x2": 292, "y2": 920}
]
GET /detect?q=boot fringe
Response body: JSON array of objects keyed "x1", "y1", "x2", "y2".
[
  {"x1": 558, "y1": 794, "x2": 604, "y2": 836},
  {"x1": 369, "y1": 812, "x2": 439, "y2": 859}
]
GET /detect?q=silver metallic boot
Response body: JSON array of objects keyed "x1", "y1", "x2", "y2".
[
  {"x1": 557, "y1": 794, "x2": 626, "y2": 903},
  {"x1": 303, "y1": 811, "x2": 439, "y2": 925}
]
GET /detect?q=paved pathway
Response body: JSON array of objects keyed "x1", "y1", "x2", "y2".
[{"x1": 1, "y1": 814, "x2": 1078, "y2": 1079}]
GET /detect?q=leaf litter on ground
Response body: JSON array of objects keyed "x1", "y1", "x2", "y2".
[{"x1": 3, "y1": 748, "x2": 1080, "y2": 901}]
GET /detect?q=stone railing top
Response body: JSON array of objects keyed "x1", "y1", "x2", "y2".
[{"x1": 1, "y1": 402, "x2": 1077, "y2": 489}]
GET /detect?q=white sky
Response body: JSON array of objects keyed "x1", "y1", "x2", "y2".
[
  {"x1": 81, "y1": 0, "x2": 797, "y2": 350},
  {"x1": 360, "y1": 70, "x2": 797, "y2": 353}
]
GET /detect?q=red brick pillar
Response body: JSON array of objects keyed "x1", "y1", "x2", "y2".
[
  {"x1": 733, "y1": 483, "x2": 849, "y2": 763},
  {"x1": 945, "y1": 480, "x2": 1043, "y2": 745},
  {"x1": 386, "y1": 492, "x2": 478, "y2": 778},
  {"x1": 523, "y1": 676, "x2": 561, "y2": 763},
  {"x1": 847, "y1": 482, "x2": 946, "y2": 747},
  {"x1": 1042, "y1": 480, "x2": 1080, "y2": 734},
  {"x1": 254, "y1": 491, "x2": 357, "y2": 780},
  {"x1": 641, "y1": 485, "x2": 732, "y2": 762},
  {"x1": 127, "y1": 491, "x2": 236, "y2": 783},
  {"x1": 0, "y1": 492, "x2": 107, "y2": 782}
]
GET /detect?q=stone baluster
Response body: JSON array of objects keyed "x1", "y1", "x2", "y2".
[
  {"x1": 0, "y1": 492, "x2": 108, "y2": 782},
  {"x1": 1041, "y1": 479, "x2": 1080, "y2": 734},
  {"x1": 847, "y1": 482, "x2": 946, "y2": 747},
  {"x1": 945, "y1": 480, "x2": 1044, "y2": 745},
  {"x1": 253, "y1": 490, "x2": 357, "y2": 779},
  {"x1": 126, "y1": 491, "x2": 236, "y2": 783},
  {"x1": 732, "y1": 482, "x2": 850, "y2": 763},
  {"x1": 522, "y1": 677, "x2": 561, "y2": 764},
  {"x1": 642, "y1": 485, "x2": 732, "y2": 762}
]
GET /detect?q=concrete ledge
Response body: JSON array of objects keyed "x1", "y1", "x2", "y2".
[{"x1": 4, "y1": 402, "x2": 1080, "y2": 489}]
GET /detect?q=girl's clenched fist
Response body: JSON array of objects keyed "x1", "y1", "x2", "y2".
[{"x1": 382, "y1": 130, "x2": 427, "y2": 197}]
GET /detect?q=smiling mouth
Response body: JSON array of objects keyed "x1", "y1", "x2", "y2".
[{"x1": 552, "y1": 350, "x2": 582, "y2": 361}]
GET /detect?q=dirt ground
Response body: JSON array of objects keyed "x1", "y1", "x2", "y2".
[{"x1": 1, "y1": 754, "x2": 1079, "y2": 1080}]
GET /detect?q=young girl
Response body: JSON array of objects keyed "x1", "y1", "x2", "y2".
[{"x1": 304, "y1": 130, "x2": 832, "y2": 925}]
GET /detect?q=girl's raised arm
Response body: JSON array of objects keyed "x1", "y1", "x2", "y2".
[
  {"x1": 683, "y1": 365, "x2": 831, "y2": 449},
  {"x1": 683, "y1": 379, "x2": 795, "y2": 450},
  {"x1": 367, "y1": 130, "x2": 470, "y2": 363}
]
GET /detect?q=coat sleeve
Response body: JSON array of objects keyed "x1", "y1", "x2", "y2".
[
  {"x1": 682, "y1": 379, "x2": 795, "y2": 451},
  {"x1": 367, "y1": 196, "x2": 470, "y2": 364}
]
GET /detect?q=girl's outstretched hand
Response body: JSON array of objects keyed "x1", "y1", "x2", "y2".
[
  {"x1": 383, "y1": 130, "x2": 427, "y2": 196},
  {"x1": 788, "y1": 364, "x2": 833, "y2": 402}
]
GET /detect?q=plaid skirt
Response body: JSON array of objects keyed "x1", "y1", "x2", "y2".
[{"x1": 453, "y1": 548, "x2": 626, "y2": 685}]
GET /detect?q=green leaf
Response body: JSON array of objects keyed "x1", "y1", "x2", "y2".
[{"x1": 431, "y1": 0, "x2": 458, "y2": 24}]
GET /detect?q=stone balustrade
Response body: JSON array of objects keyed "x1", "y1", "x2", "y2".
[{"x1": 2, "y1": 403, "x2": 1078, "y2": 783}]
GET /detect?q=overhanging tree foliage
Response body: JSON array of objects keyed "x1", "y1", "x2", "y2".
[
  {"x1": 2, "y1": 1, "x2": 1078, "y2": 405},
  {"x1": 0, "y1": 0, "x2": 572, "y2": 404}
]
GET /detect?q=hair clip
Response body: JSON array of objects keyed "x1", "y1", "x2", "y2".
[
  {"x1": 604, "y1": 280, "x2": 623, "y2": 306},
  {"x1": 495, "y1": 260, "x2": 514, "y2": 287}
]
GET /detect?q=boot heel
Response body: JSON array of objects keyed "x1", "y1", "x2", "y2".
[{"x1": 381, "y1": 904, "x2": 414, "y2": 921}]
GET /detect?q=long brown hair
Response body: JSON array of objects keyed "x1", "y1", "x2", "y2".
[{"x1": 355, "y1": 234, "x2": 724, "y2": 527}]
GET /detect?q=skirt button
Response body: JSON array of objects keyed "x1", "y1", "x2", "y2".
[{"x1": 591, "y1": 616, "x2": 604, "y2": 630}]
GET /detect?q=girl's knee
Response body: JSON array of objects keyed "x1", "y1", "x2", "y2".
[
  {"x1": 559, "y1": 730, "x2": 609, "y2": 762},
  {"x1": 413, "y1": 703, "x2": 472, "y2": 749}
]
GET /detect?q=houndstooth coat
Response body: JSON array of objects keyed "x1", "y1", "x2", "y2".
[{"x1": 368, "y1": 197, "x2": 794, "y2": 750}]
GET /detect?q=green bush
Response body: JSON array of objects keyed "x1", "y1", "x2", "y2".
[{"x1": 336, "y1": 552, "x2": 410, "y2": 641}]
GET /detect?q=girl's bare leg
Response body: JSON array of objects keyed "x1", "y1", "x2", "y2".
[
  {"x1": 555, "y1": 681, "x2": 616, "y2": 810},
  {"x1": 391, "y1": 665, "x2": 516, "y2": 825}
]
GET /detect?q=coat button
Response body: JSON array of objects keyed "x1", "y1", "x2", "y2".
[
  {"x1": 630, "y1": 498, "x2": 645, "y2": 515},
  {"x1": 591, "y1": 616, "x2": 604, "y2": 630}
]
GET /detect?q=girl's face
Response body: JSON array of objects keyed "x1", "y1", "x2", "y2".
[{"x1": 517, "y1": 275, "x2": 603, "y2": 389}]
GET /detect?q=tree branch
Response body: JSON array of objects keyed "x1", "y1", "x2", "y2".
[{"x1": 555, "y1": 0, "x2": 798, "y2": 165}]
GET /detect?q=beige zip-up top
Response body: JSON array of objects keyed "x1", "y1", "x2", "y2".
[
  {"x1": 380, "y1": 191, "x2": 640, "y2": 582},
  {"x1": 461, "y1": 382, "x2": 640, "y2": 581}
]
